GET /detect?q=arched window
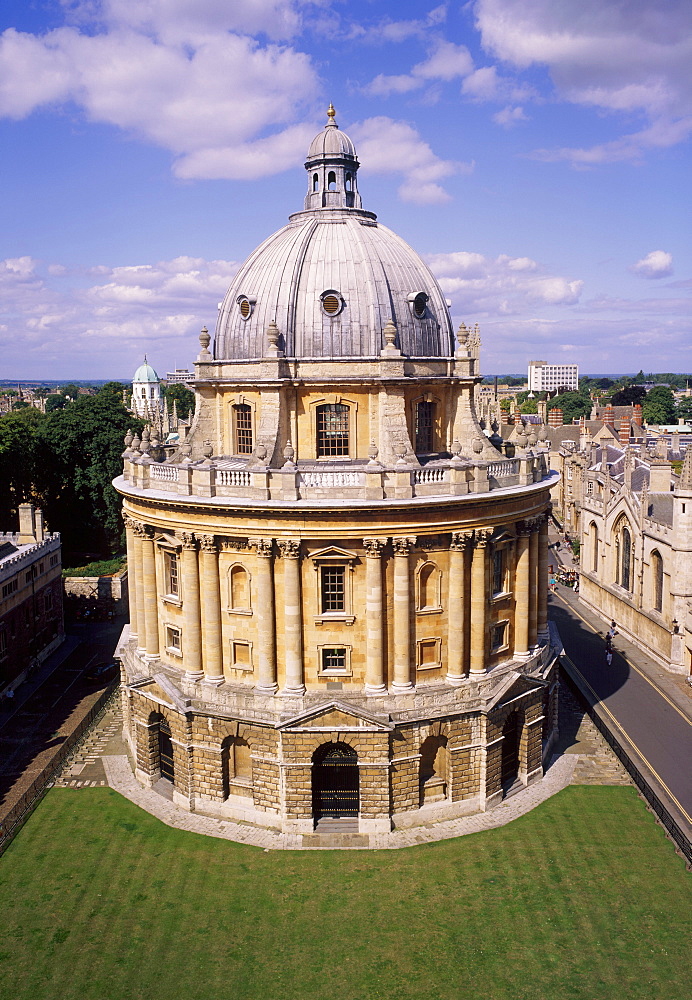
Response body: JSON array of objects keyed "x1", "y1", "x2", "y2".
[
  {"x1": 345, "y1": 172, "x2": 352, "y2": 191},
  {"x1": 419, "y1": 735, "x2": 448, "y2": 804},
  {"x1": 415, "y1": 400, "x2": 434, "y2": 453},
  {"x1": 222, "y1": 736, "x2": 252, "y2": 797},
  {"x1": 327, "y1": 171, "x2": 336, "y2": 191},
  {"x1": 651, "y1": 550, "x2": 663, "y2": 612},
  {"x1": 417, "y1": 562, "x2": 441, "y2": 611},
  {"x1": 589, "y1": 522, "x2": 599, "y2": 573},
  {"x1": 312, "y1": 173, "x2": 319, "y2": 192},
  {"x1": 228, "y1": 564, "x2": 250, "y2": 612},
  {"x1": 233, "y1": 403, "x2": 253, "y2": 454},
  {"x1": 615, "y1": 521, "x2": 633, "y2": 591},
  {"x1": 316, "y1": 403, "x2": 349, "y2": 457}
]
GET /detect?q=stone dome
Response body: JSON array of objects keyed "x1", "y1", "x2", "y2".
[{"x1": 214, "y1": 108, "x2": 454, "y2": 362}]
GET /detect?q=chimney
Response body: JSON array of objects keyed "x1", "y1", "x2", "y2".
[
  {"x1": 603, "y1": 403, "x2": 614, "y2": 426},
  {"x1": 619, "y1": 416, "x2": 630, "y2": 443},
  {"x1": 648, "y1": 453, "x2": 672, "y2": 493},
  {"x1": 537, "y1": 399, "x2": 547, "y2": 423},
  {"x1": 633, "y1": 404, "x2": 643, "y2": 427},
  {"x1": 17, "y1": 503, "x2": 37, "y2": 544},
  {"x1": 548, "y1": 407, "x2": 563, "y2": 427},
  {"x1": 35, "y1": 508, "x2": 45, "y2": 541}
]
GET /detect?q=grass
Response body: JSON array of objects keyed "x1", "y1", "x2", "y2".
[
  {"x1": 62, "y1": 557, "x2": 125, "y2": 578},
  {"x1": 0, "y1": 785, "x2": 689, "y2": 1000}
]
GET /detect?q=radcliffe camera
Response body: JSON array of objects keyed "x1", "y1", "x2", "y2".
[{"x1": 0, "y1": 3, "x2": 690, "y2": 999}]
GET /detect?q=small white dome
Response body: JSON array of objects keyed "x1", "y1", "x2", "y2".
[{"x1": 133, "y1": 361, "x2": 159, "y2": 383}]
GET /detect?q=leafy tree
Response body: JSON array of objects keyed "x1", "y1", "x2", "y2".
[
  {"x1": 547, "y1": 389, "x2": 592, "y2": 425},
  {"x1": 59, "y1": 383, "x2": 82, "y2": 400},
  {"x1": 164, "y1": 383, "x2": 195, "y2": 419},
  {"x1": 520, "y1": 399, "x2": 538, "y2": 414},
  {"x1": 0, "y1": 408, "x2": 46, "y2": 523},
  {"x1": 642, "y1": 386, "x2": 676, "y2": 425},
  {"x1": 676, "y1": 396, "x2": 692, "y2": 423},
  {"x1": 610, "y1": 384, "x2": 647, "y2": 406},
  {"x1": 45, "y1": 394, "x2": 67, "y2": 412},
  {"x1": 12, "y1": 400, "x2": 30, "y2": 410}
]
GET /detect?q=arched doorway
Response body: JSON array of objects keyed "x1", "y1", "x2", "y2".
[
  {"x1": 157, "y1": 716, "x2": 174, "y2": 783},
  {"x1": 500, "y1": 713, "x2": 521, "y2": 791},
  {"x1": 312, "y1": 742, "x2": 359, "y2": 822}
]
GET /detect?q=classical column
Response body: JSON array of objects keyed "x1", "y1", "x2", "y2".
[
  {"x1": 363, "y1": 537, "x2": 387, "y2": 694},
  {"x1": 141, "y1": 525, "x2": 159, "y2": 660},
  {"x1": 447, "y1": 531, "x2": 472, "y2": 684},
  {"x1": 537, "y1": 512, "x2": 550, "y2": 641},
  {"x1": 391, "y1": 536, "x2": 415, "y2": 692},
  {"x1": 180, "y1": 532, "x2": 203, "y2": 680},
  {"x1": 514, "y1": 524, "x2": 531, "y2": 659},
  {"x1": 123, "y1": 515, "x2": 138, "y2": 642},
  {"x1": 469, "y1": 531, "x2": 490, "y2": 675},
  {"x1": 529, "y1": 523, "x2": 539, "y2": 649},
  {"x1": 132, "y1": 521, "x2": 147, "y2": 653},
  {"x1": 253, "y1": 538, "x2": 277, "y2": 693},
  {"x1": 278, "y1": 539, "x2": 304, "y2": 695},
  {"x1": 198, "y1": 534, "x2": 224, "y2": 685}
]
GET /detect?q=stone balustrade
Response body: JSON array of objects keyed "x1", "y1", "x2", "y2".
[{"x1": 121, "y1": 450, "x2": 550, "y2": 502}]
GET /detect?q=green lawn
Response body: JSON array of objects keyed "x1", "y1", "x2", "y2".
[{"x1": 0, "y1": 786, "x2": 689, "y2": 1000}]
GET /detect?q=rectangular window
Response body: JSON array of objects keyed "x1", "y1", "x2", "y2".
[
  {"x1": 321, "y1": 647, "x2": 347, "y2": 672},
  {"x1": 320, "y1": 566, "x2": 345, "y2": 612},
  {"x1": 234, "y1": 404, "x2": 253, "y2": 454},
  {"x1": 492, "y1": 549, "x2": 505, "y2": 595},
  {"x1": 491, "y1": 622, "x2": 507, "y2": 651},
  {"x1": 2, "y1": 579, "x2": 18, "y2": 599},
  {"x1": 587, "y1": 480, "x2": 594, "y2": 495},
  {"x1": 165, "y1": 552, "x2": 179, "y2": 597},
  {"x1": 415, "y1": 400, "x2": 434, "y2": 453},
  {"x1": 50, "y1": 554, "x2": 58, "y2": 567},
  {"x1": 231, "y1": 640, "x2": 253, "y2": 670},
  {"x1": 417, "y1": 637, "x2": 441, "y2": 670},
  {"x1": 0, "y1": 629, "x2": 7, "y2": 656},
  {"x1": 43, "y1": 589, "x2": 53, "y2": 612},
  {"x1": 166, "y1": 625, "x2": 181, "y2": 651},
  {"x1": 317, "y1": 404, "x2": 349, "y2": 457}
]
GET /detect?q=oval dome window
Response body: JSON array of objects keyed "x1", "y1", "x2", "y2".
[
  {"x1": 413, "y1": 292, "x2": 428, "y2": 318},
  {"x1": 321, "y1": 291, "x2": 343, "y2": 316},
  {"x1": 236, "y1": 295, "x2": 255, "y2": 320}
]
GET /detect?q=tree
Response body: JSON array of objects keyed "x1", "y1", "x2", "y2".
[
  {"x1": 610, "y1": 384, "x2": 647, "y2": 406},
  {"x1": 12, "y1": 400, "x2": 30, "y2": 410},
  {"x1": 45, "y1": 394, "x2": 67, "y2": 412},
  {"x1": 642, "y1": 386, "x2": 676, "y2": 426},
  {"x1": 676, "y1": 396, "x2": 692, "y2": 423},
  {"x1": 520, "y1": 399, "x2": 538, "y2": 414},
  {"x1": 164, "y1": 383, "x2": 195, "y2": 419},
  {"x1": 547, "y1": 389, "x2": 592, "y2": 425},
  {"x1": 59, "y1": 383, "x2": 82, "y2": 400}
]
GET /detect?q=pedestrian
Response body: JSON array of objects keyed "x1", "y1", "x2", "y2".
[
  {"x1": 606, "y1": 650, "x2": 613, "y2": 666},
  {"x1": 550, "y1": 575, "x2": 556, "y2": 592}
]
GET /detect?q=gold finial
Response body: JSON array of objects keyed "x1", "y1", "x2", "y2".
[{"x1": 326, "y1": 102, "x2": 336, "y2": 124}]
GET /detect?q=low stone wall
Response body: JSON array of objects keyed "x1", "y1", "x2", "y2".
[{"x1": 63, "y1": 568, "x2": 128, "y2": 613}]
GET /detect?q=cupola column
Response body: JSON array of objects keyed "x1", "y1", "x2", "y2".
[
  {"x1": 180, "y1": 532, "x2": 203, "y2": 680},
  {"x1": 447, "y1": 531, "x2": 472, "y2": 683},
  {"x1": 123, "y1": 516, "x2": 138, "y2": 642},
  {"x1": 363, "y1": 538, "x2": 387, "y2": 694},
  {"x1": 253, "y1": 539, "x2": 278, "y2": 693},
  {"x1": 529, "y1": 523, "x2": 539, "y2": 649},
  {"x1": 537, "y1": 513, "x2": 550, "y2": 640},
  {"x1": 278, "y1": 540, "x2": 305, "y2": 695},
  {"x1": 514, "y1": 525, "x2": 531, "y2": 658},
  {"x1": 141, "y1": 527, "x2": 159, "y2": 661},
  {"x1": 470, "y1": 532, "x2": 491, "y2": 674},
  {"x1": 392, "y1": 537, "x2": 415, "y2": 692},
  {"x1": 199, "y1": 535, "x2": 224, "y2": 685}
]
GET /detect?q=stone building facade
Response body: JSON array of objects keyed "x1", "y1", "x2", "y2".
[
  {"x1": 115, "y1": 109, "x2": 558, "y2": 836},
  {"x1": 0, "y1": 504, "x2": 64, "y2": 696}
]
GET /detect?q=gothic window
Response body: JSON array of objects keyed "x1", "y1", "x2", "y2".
[
  {"x1": 589, "y1": 522, "x2": 599, "y2": 573},
  {"x1": 233, "y1": 403, "x2": 253, "y2": 454},
  {"x1": 417, "y1": 562, "x2": 441, "y2": 612},
  {"x1": 651, "y1": 550, "x2": 663, "y2": 612},
  {"x1": 415, "y1": 400, "x2": 434, "y2": 453},
  {"x1": 228, "y1": 564, "x2": 251, "y2": 613},
  {"x1": 320, "y1": 565, "x2": 345, "y2": 613},
  {"x1": 615, "y1": 521, "x2": 633, "y2": 591},
  {"x1": 316, "y1": 403, "x2": 349, "y2": 457}
]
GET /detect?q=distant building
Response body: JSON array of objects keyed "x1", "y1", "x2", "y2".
[
  {"x1": 130, "y1": 357, "x2": 163, "y2": 419},
  {"x1": 0, "y1": 504, "x2": 64, "y2": 697},
  {"x1": 528, "y1": 361, "x2": 578, "y2": 394},
  {"x1": 165, "y1": 369, "x2": 195, "y2": 385}
]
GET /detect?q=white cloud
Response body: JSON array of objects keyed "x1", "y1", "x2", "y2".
[
  {"x1": 427, "y1": 250, "x2": 583, "y2": 313},
  {"x1": 474, "y1": 0, "x2": 692, "y2": 163},
  {"x1": 365, "y1": 40, "x2": 473, "y2": 97},
  {"x1": 630, "y1": 250, "x2": 674, "y2": 279},
  {"x1": 493, "y1": 105, "x2": 528, "y2": 127},
  {"x1": 350, "y1": 117, "x2": 469, "y2": 204}
]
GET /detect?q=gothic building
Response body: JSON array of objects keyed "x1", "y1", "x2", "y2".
[{"x1": 115, "y1": 108, "x2": 558, "y2": 840}]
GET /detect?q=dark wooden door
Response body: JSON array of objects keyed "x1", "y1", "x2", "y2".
[
  {"x1": 158, "y1": 720, "x2": 174, "y2": 783},
  {"x1": 313, "y1": 744, "x2": 359, "y2": 819},
  {"x1": 501, "y1": 714, "x2": 520, "y2": 788}
]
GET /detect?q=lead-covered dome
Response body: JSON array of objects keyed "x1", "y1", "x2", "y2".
[{"x1": 214, "y1": 108, "x2": 454, "y2": 362}]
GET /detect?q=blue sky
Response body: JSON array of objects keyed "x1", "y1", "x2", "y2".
[{"x1": 1, "y1": 0, "x2": 690, "y2": 379}]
